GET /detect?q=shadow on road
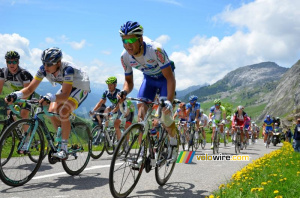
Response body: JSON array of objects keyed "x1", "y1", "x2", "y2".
[
  {"x1": 132, "y1": 182, "x2": 209, "y2": 198},
  {"x1": 0, "y1": 173, "x2": 108, "y2": 193}
]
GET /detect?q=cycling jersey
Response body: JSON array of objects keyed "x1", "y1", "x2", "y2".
[
  {"x1": 186, "y1": 102, "x2": 200, "y2": 121},
  {"x1": 175, "y1": 108, "x2": 188, "y2": 121},
  {"x1": 121, "y1": 38, "x2": 172, "y2": 79},
  {"x1": 210, "y1": 105, "x2": 226, "y2": 121},
  {"x1": 264, "y1": 118, "x2": 273, "y2": 132},
  {"x1": 232, "y1": 111, "x2": 248, "y2": 127},
  {"x1": 0, "y1": 67, "x2": 33, "y2": 91},
  {"x1": 200, "y1": 113, "x2": 209, "y2": 126},
  {"x1": 244, "y1": 117, "x2": 251, "y2": 129},
  {"x1": 34, "y1": 61, "x2": 90, "y2": 91},
  {"x1": 102, "y1": 88, "x2": 121, "y2": 107}
]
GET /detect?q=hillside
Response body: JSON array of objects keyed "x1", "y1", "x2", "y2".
[
  {"x1": 259, "y1": 60, "x2": 300, "y2": 126},
  {"x1": 180, "y1": 62, "x2": 288, "y2": 121}
]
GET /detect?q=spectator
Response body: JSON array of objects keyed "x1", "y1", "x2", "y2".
[
  {"x1": 293, "y1": 118, "x2": 300, "y2": 152},
  {"x1": 286, "y1": 128, "x2": 292, "y2": 143}
]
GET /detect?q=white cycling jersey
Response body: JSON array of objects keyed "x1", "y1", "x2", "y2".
[
  {"x1": 121, "y1": 37, "x2": 171, "y2": 78},
  {"x1": 34, "y1": 61, "x2": 90, "y2": 91},
  {"x1": 200, "y1": 114, "x2": 209, "y2": 126}
]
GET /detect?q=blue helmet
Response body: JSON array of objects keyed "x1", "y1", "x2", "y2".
[
  {"x1": 266, "y1": 115, "x2": 271, "y2": 119},
  {"x1": 119, "y1": 21, "x2": 143, "y2": 37},
  {"x1": 41, "y1": 47, "x2": 62, "y2": 64},
  {"x1": 189, "y1": 95, "x2": 198, "y2": 102}
]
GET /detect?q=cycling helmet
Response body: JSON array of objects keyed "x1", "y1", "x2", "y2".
[
  {"x1": 252, "y1": 121, "x2": 255, "y2": 124},
  {"x1": 41, "y1": 47, "x2": 62, "y2": 64},
  {"x1": 276, "y1": 117, "x2": 280, "y2": 120},
  {"x1": 266, "y1": 115, "x2": 271, "y2": 119},
  {"x1": 105, "y1": 76, "x2": 117, "y2": 84},
  {"x1": 200, "y1": 109, "x2": 204, "y2": 114},
  {"x1": 5, "y1": 51, "x2": 20, "y2": 59},
  {"x1": 214, "y1": 99, "x2": 221, "y2": 104},
  {"x1": 237, "y1": 105, "x2": 244, "y2": 110},
  {"x1": 189, "y1": 95, "x2": 198, "y2": 102},
  {"x1": 119, "y1": 21, "x2": 143, "y2": 37},
  {"x1": 179, "y1": 102, "x2": 186, "y2": 108},
  {"x1": 226, "y1": 115, "x2": 231, "y2": 120}
]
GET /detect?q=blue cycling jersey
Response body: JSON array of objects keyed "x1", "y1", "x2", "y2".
[{"x1": 186, "y1": 102, "x2": 200, "y2": 120}]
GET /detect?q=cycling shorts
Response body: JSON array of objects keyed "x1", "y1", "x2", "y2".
[
  {"x1": 265, "y1": 126, "x2": 273, "y2": 133},
  {"x1": 137, "y1": 74, "x2": 167, "y2": 101},
  {"x1": 57, "y1": 87, "x2": 89, "y2": 109},
  {"x1": 125, "y1": 112, "x2": 134, "y2": 123}
]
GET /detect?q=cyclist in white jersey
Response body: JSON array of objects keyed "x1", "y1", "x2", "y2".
[
  {"x1": 199, "y1": 109, "x2": 208, "y2": 146},
  {"x1": 118, "y1": 21, "x2": 177, "y2": 165},
  {"x1": 5, "y1": 47, "x2": 90, "y2": 159}
]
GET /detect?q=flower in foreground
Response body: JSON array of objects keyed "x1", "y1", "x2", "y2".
[{"x1": 274, "y1": 190, "x2": 279, "y2": 194}]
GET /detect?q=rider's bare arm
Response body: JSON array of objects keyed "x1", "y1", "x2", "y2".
[
  {"x1": 93, "y1": 99, "x2": 106, "y2": 112},
  {"x1": 161, "y1": 66, "x2": 175, "y2": 102},
  {"x1": 123, "y1": 74, "x2": 134, "y2": 95},
  {"x1": 55, "y1": 83, "x2": 73, "y2": 103}
]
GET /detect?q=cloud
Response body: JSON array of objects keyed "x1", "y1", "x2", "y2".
[
  {"x1": 45, "y1": 37, "x2": 55, "y2": 43},
  {"x1": 170, "y1": 0, "x2": 300, "y2": 90},
  {"x1": 155, "y1": 35, "x2": 171, "y2": 45},
  {"x1": 101, "y1": 50, "x2": 111, "y2": 55},
  {"x1": 69, "y1": 39, "x2": 86, "y2": 50}
]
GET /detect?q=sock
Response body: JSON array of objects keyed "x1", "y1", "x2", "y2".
[
  {"x1": 169, "y1": 135, "x2": 177, "y2": 146},
  {"x1": 61, "y1": 139, "x2": 68, "y2": 151}
]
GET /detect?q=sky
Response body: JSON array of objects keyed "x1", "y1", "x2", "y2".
[{"x1": 0, "y1": 0, "x2": 300, "y2": 90}]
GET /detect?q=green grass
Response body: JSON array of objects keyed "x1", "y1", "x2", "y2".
[{"x1": 209, "y1": 142, "x2": 300, "y2": 198}]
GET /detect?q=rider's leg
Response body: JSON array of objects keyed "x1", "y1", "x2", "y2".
[
  {"x1": 137, "y1": 102, "x2": 148, "y2": 145},
  {"x1": 114, "y1": 119, "x2": 122, "y2": 141}
]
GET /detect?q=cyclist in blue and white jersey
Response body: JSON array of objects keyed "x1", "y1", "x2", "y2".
[
  {"x1": 263, "y1": 115, "x2": 273, "y2": 146},
  {"x1": 186, "y1": 95, "x2": 201, "y2": 145},
  {"x1": 91, "y1": 76, "x2": 123, "y2": 141},
  {"x1": 5, "y1": 47, "x2": 90, "y2": 159},
  {"x1": 199, "y1": 109, "x2": 208, "y2": 146},
  {"x1": 209, "y1": 99, "x2": 226, "y2": 149},
  {"x1": 118, "y1": 21, "x2": 177, "y2": 165}
]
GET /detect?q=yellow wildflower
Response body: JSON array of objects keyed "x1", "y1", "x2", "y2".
[
  {"x1": 274, "y1": 190, "x2": 279, "y2": 194},
  {"x1": 219, "y1": 184, "x2": 225, "y2": 189},
  {"x1": 239, "y1": 188, "x2": 243, "y2": 192},
  {"x1": 261, "y1": 182, "x2": 267, "y2": 185},
  {"x1": 275, "y1": 196, "x2": 283, "y2": 198},
  {"x1": 258, "y1": 188, "x2": 264, "y2": 191},
  {"x1": 209, "y1": 195, "x2": 214, "y2": 198}
]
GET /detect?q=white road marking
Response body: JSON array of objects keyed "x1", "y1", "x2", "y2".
[{"x1": 33, "y1": 163, "x2": 123, "y2": 180}]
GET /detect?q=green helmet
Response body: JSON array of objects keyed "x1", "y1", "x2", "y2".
[
  {"x1": 105, "y1": 76, "x2": 117, "y2": 84},
  {"x1": 5, "y1": 51, "x2": 20, "y2": 60},
  {"x1": 214, "y1": 99, "x2": 221, "y2": 104}
]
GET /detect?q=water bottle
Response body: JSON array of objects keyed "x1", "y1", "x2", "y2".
[
  {"x1": 161, "y1": 112, "x2": 174, "y2": 127},
  {"x1": 55, "y1": 127, "x2": 62, "y2": 143}
]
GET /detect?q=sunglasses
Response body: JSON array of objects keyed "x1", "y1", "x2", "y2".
[
  {"x1": 7, "y1": 60, "x2": 18, "y2": 64},
  {"x1": 215, "y1": 104, "x2": 220, "y2": 106},
  {"x1": 122, "y1": 37, "x2": 139, "y2": 44},
  {"x1": 43, "y1": 62, "x2": 57, "y2": 67}
]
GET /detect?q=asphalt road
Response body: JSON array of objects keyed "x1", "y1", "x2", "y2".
[{"x1": 0, "y1": 139, "x2": 281, "y2": 198}]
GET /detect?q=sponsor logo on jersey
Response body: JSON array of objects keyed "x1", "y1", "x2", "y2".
[
  {"x1": 155, "y1": 48, "x2": 165, "y2": 64},
  {"x1": 147, "y1": 59, "x2": 155, "y2": 63},
  {"x1": 130, "y1": 61, "x2": 139, "y2": 67},
  {"x1": 64, "y1": 77, "x2": 72, "y2": 81},
  {"x1": 121, "y1": 57, "x2": 127, "y2": 71}
]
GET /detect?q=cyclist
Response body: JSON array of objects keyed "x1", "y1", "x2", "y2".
[
  {"x1": 224, "y1": 115, "x2": 232, "y2": 143},
  {"x1": 186, "y1": 95, "x2": 201, "y2": 146},
  {"x1": 209, "y1": 99, "x2": 226, "y2": 149},
  {"x1": 92, "y1": 103, "x2": 106, "y2": 128},
  {"x1": 91, "y1": 77, "x2": 123, "y2": 142},
  {"x1": 119, "y1": 99, "x2": 135, "y2": 130},
  {"x1": 118, "y1": 21, "x2": 177, "y2": 165},
  {"x1": 244, "y1": 116, "x2": 251, "y2": 145},
  {"x1": 173, "y1": 102, "x2": 188, "y2": 149},
  {"x1": 251, "y1": 121, "x2": 258, "y2": 143},
  {"x1": 0, "y1": 51, "x2": 33, "y2": 120},
  {"x1": 232, "y1": 106, "x2": 248, "y2": 149},
  {"x1": 199, "y1": 109, "x2": 208, "y2": 146},
  {"x1": 5, "y1": 47, "x2": 90, "y2": 159},
  {"x1": 263, "y1": 115, "x2": 273, "y2": 146}
]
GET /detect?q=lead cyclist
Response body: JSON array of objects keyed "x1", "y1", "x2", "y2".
[{"x1": 118, "y1": 21, "x2": 177, "y2": 168}]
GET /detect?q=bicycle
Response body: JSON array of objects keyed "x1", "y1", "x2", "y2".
[
  {"x1": 0, "y1": 99, "x2": 92, "y2": 187},
  {"x1": 212, "y1": 123, "x2": 222, "y2": 154},
  {"x1": 0, "y1": 102, "x2": 49, "y2": 166},
  {"x1": 177, "y1": 120, "x2": 188, "y2": 151},
  {"x1": 187, "y1": 121, "x2": 199, "y2": 151},
  {"x1": 233, "y1": 126, "x2": 242, "y2": 154},
  {"x1": 265, "y1": 130, "x2": 272, "y2": 148},
  {"x1": 242, "y1": 128, "x2": 249, "y2": 150},
  {"x1": 90, "y1": 112, "x2": 125, "y2": 159},
  {"x1": 198, "y1": 126, "x2": 206, "y2": 149},
  {"x1": 109, "y1": 97, "x2": 179, "y2": 198}
]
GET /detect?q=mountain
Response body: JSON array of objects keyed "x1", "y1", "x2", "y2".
[
  {"x1": 176, "y1": 84, "x2": 208, "y2": 98},
  {"x1": 258, "y1": 60, "x2": 300, "y2": 127},
  {"x1": 181, "y1": 62, "x2": 288, "y2": 121}
]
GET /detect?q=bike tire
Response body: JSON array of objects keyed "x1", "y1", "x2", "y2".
[
  {"x1": 62, "y1": 122, "x2": 91, "y2": 176},
  {"x1": 90, "y1": 125, "x2": 105, "y2": 159},
  {"x1": 0, "y1": 119, "x2": 44, "y2": 187},
  {"x1": 193, "y1": 132, "x2": 200, "y2": 151},
  {"x1": 28, "y1": 129, "x2": 49, "y2": 163},
  {"x1": 155, "y1": 128, "x2": 179, "y2": 186},
  {"x1": 109, "y1": 123, "x2": 145, "y2": 198}
]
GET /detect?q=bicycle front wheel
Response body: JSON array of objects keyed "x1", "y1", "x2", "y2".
[
  {"x1": 0, "y1": 119, "x2": 44, "y2": 187},
  {"x1": 155, "y1": 128, "x2": 179, "y2": 186},
  {"x1": 62, "y1": 122, "x2": 91, "y2": 175},
  {"x1": 109, "y1": 123, "x2": 145, "y2": 198},
  {"x1": 90, "y1": 125, "x2": 105, "y2": 159},
  {"x1": 193, "y1": 132, "x2": 200, "y2": 151}
]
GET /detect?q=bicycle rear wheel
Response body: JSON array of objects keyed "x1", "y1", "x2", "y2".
[
  {"x1": 62, "y1": 122, "x2": 91, "y2": 175},
  {"x1": 0, "y1": 119, "x2": 44, "y2": 187},
  {"x1": 213, "y1": 132, "x2": 218, "y2": 154},
  {"x1": 109, "y1": 123, "x2": 145, "y2": 198},
  {"x1": 235, "y1": 134, "x2": 241, "y2": 154},
  {"x1": 90, "y1": 125, "x2": 105, "y2": 159},
  {"x1": 155, "y1": 128, "x2": 179, "y2": 186}
]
